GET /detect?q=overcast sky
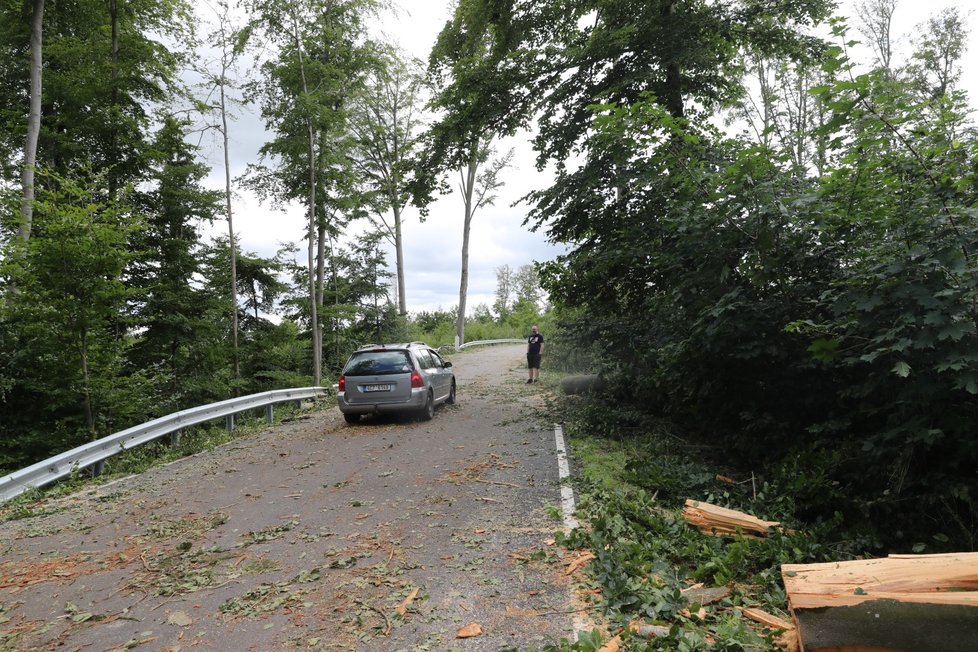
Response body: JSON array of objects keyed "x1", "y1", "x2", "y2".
[{"x1": 196, "y1": 0, "x2": 976, "y2": 315}]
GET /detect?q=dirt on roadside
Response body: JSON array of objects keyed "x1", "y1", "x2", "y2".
[{"x1": 0, "y1": 345, "x2": 586, "y2": 651}]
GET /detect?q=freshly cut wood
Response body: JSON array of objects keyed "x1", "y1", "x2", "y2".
[
  {"x1": 682, "y1": 499, "x2": 781, "y2": 538},
  {"x1": 782, "y1": 552, "x2": 978, "y2": 652},
  {"x1": 741, "y1": 607, "x2": 799, "y2": 652},
  {"x1": 741, "y1": 606, "x2": 793, "y2": 630}
]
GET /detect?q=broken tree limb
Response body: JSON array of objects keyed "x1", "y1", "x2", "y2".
[
  {"x1": 682, "y1": 499, "x2": 781, "y2": 539},
  {"x1": 782, "y1": 552, "x2": 978, "y2": 652}
]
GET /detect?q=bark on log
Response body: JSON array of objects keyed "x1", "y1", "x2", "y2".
[
  {"x1": 560, "y1": 374, "x2": 599, "y2": 395},
  {"x1": 782, "y1": 552, "x2": 978, "y2": 652}
]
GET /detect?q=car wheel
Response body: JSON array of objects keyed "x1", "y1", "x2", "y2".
[
  {"x1": 446, "y1": 380, "x2": 456, "y2": 405},
  {"x1": 419, "y1": 391, "x2": 434, "y2": 421},
  {"x1": 344, "y1": 413, "x2": 360, "y2": 424}
]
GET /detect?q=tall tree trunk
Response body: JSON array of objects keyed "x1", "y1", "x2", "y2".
[
  {"x1": 80, "y1": 330, "x2": 96, "y2": 441},
  {"x1": 316, "y1": 211, "x2": 326, "y2": 332},
  {"x1": 18, "y1": 0, "x2": 44, "y2": 244},
  {"x1": 108, "y1": 0, "x2": 120, "y2": 198},
  {"x1": 293, "y1": 13, "x2": 321, "y2": 386},
  {"x1": 455, "y1": 141, "x2": 479, "y2": 346},
  {"x1": 393, "y1": 203, "x2": 407, "y2": 316},
  {"x1": 218, "y1": 44, "x2": 240, "y2": 393}
]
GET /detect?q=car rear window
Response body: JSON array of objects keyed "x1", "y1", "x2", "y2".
[{"x1": 344, "y1": 350, "x2": 413, "y2": 376}]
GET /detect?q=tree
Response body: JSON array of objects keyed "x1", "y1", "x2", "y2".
[
  {"x1": 235, "y1": 251, "x2": 286, "y2": 322},
  {"x1": 0, "y1": 0, "x2": 196, "y2": 244},
  {"x1": 493, "y1": 264, "x2": 514, "y2": 319},
  {"x1": 454, "y1": 144, "x2": 511, "y2": 345},
  {"x1": 198, "y1": 0, "x2": 247, "y2": 389},
  {"x1": 348, "y1": 45, "x2": 425, "y2": 317},
  {"x1": 856, "y1": 0, "x2": 899, "y2": 72},
  {"x1": 14, "y1": 171, "x2": 137, "y2": 441},
  {"x1": 242, "y1": 0, "x2": 379, "y2": 386},
  {"x1": 126, "y1": 117, "x2": 222, "y2": 402},
  {"x1": 426, "y1": 1, "x2": 516, "y2": 345},
  {"x1": 903, "y1": 7, "x2": 968, "y2": 101},
  {"x1": 513, "y1": 263, "x2": 542, "y2": 309}
]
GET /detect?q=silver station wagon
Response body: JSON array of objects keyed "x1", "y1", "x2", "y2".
[{"x1": 337, "y1": 342, "x2": 456, "y2": 424}]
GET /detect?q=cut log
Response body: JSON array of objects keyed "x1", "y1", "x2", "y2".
[
  {"x1": 682, "y1": 499, "x2": 781, "y2": 539},
  {"x1": 560, "y1": 374, "x2": 600, "y2": 395},
  {"x1": 782, "y1": 552, "x2": 978, "y2": 652}
]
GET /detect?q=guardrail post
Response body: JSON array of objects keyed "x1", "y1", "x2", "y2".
[
  {"x1": 226, "y1": 414, "x2": 234, "y2": 432},
  {"x1": 265, "y1": 405, "x2": 274, "y2": 424},
  {"x1": 169, "y1": 430, "x2": 182, "y2": 446},
  {"x1": 92, "y1": 460, "x2": 104, "y2": 477}
]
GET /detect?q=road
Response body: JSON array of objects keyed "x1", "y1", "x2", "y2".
[{"x1": 0, "y1": 345, "x2": 581, "y2": 651}]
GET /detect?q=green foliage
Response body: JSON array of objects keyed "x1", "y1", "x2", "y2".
[
  {"x1": 427, "y1": 0, "x2": 978, "y2": 552},
  {"x1": 549, "y1": 405, "x2": 857, "y2": 650},
  {"x1": 0, "y1": 0, "x2": 194, "y2": 190},
  {"x1": 1, "y1": 170, "x2": 139, "y2": 461}
]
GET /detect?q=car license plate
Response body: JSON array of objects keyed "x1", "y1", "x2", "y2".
[{"x1": 363, "y1": 384, "x2": 393, "y2": 392}]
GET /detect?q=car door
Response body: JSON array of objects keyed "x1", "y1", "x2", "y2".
[{"x1": 427, "y1": 348, "x2": 451, "y2": 400}]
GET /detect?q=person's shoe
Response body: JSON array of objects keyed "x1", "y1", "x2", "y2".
[{"x1": 526, "y1": 379, "x2": 533, "y2": 384}]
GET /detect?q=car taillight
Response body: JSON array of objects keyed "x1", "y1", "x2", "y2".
[
  {"x1": 338, "y1": 375, "x2": 346, "y2": 392},
  {"x1": 410, "y1": 371, "x2": 424, "y2": 388}
]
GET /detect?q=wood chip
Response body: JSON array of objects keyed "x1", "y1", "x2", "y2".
[
  {"x1": 456, "y1": 622, "x2": 483, "y2": 638},
  {"x1": 395, "y1": 588, "x2": 420, "y2": 617},
  {"x1": 597, "y1": 635, "x2": 621, "y2": 652},
  {"x1": 565, "y1": 551, "x2": 595, "y2": 575},
  {"x1": 741, "y1": 606, "x2": 793, "y2": 630}
]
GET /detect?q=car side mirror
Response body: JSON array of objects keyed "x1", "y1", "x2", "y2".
[{"x1": 443, "y1": 361, "x2": 452, "y2": 368}]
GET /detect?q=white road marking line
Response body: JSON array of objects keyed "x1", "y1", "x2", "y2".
[
  {"x1": 554, "y1": 422, "x2": 588, "y2": 639},
  {"x1": 553, "y1": 423, "x2": 579, "y2": 531}
]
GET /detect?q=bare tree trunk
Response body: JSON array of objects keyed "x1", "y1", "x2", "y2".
[
  {"x1": 455, "y1": 141, "x2": 479, "y2": 346},
  {"x1": 316, "y1": 212, "x2": 326, "y2": 331},
  {"x1": 217, "y1": 35, "x2": 240, "y2": 393},
  {"x1": 19, "y1": 0, "x2": 44, "y2": 244},
  {"x1": 393, "y1": 203, "x2": 407, "y2": 316},
  {"x1": 80, "y1": 330, "x2": 96, "y2": 441},
  {"x1": 293, "y1": 12, "x2": 321, "y2": 386},
  {"x1": 108, "y1": 0, "x2": 120, "y2": 199}
]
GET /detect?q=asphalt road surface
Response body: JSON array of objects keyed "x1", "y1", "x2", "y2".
[{"x1": 0, "y1": 344, "x2": 581, "y2": 651}]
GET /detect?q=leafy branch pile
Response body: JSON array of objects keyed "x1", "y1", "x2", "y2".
[{"x1": 511, "y1": 407, "x2": 879, "y2": 651}]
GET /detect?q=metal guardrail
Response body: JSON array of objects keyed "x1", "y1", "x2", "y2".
[
  {"x1": 0, "y1": 386, "x2": 329, "y2": 503},
  {"x1": 457, "y1": 338, "x2": 524, "y2": 350}
]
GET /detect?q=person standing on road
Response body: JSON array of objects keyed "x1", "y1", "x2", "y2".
[{"x1": 526, "y1": 325, "x2": 544, "y2": 384}]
